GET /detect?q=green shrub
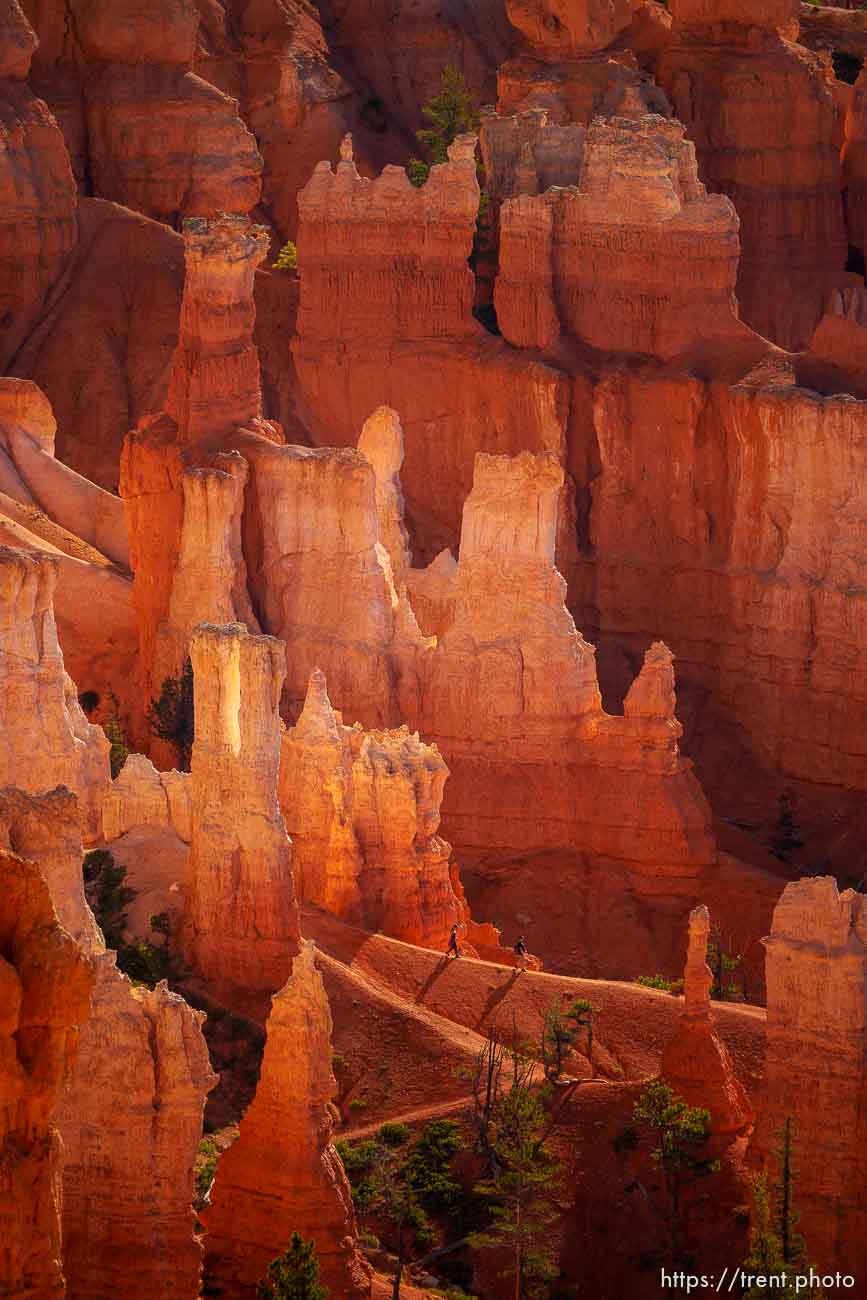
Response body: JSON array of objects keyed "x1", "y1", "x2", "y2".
[
  {"x1": 103, "y1": 717, "x2": 129, "y2": 779},
  {"x1": 273, "y1": 241, "x2": 298, "y2": 272},
  {"x1": 335, "y1": 1139, "x2": 379, "y2": 1176},
  {"x1": 196, "y1": 1137, "x2": 219, "y2": 1205},
  {"x1": 406, "y1": 1119, "x2": 462, "y2": 1210},
  {"x1": 256, "y1": 1232, "x2": 329, "y2": 1300},
  {"x1": 147, "y1": 658, "x2": 194, "y2": 770},
  {"x1": 83, "y1": 849, "x2": 136, "y2": 948},
  {"x1": 378, "y1": 1121, "x2": 411, "y2": 1147},
  {"x1": 635, "y1": 974, "x2": 684, "y2": 994},
  {"x1": 348, "y1": 1097, "x2": 367, "y2": 1113}
]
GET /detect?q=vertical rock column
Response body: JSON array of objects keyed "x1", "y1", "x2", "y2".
[
  {"x1": 661, "y1": 905, "x2": 752, "y2": 1138},
  {"x1": 120, "y1": 214, "x2": 273, "y2": 749},
  {"x1": 0, "y1": 836, "x2": 93, "y2": 1300},
  {"x1": 183, "y1": 622, "x2": 299, "y2": 1000},
  {"x1": 204, "y1": 941, "x2": 371, "y2": 1298},
  {"x1": 750, "y1": 878, "x2": 867, "y2": 1266}
]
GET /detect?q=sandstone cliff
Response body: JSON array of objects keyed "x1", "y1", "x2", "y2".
[
  {"x1": 656, "y1": 1, "x2": 847, "y2": 349},
  {"x1": 23, "y1": 0, "x2": 262, "y2": 224},
  {"x1": 661, "y1": 905, "x2": 752, "y2": 1137},
  {"x1": 182, "y1": 622, "x2": 299, "y2": 1000},
  {"x1": 120, "y1": 214, "x2": 274, "y2": 747},
  {"x1": 292, "y1": 134, "x2": 570, "y2": 561},
  {"x1": 406, "y1": 450, "x2": 716, "y2": 870},
  {"x1": 495, "y1": 112, "x2": 754, "y2": 360},
  {"x1": 204, "y1": 941, "x2": 371, "y2": 1298},
  {"x1": 0, "y1": 0, "x2": 77, "y2": 372},
  {"x1": 0, "y1": 379, "x2": 137, "y2": 724},
  {"x1": 751, "y1": 877, "x2": 867, "y2": 1268},
  {"x1": 0, "y1": 815, "x2": 93, "y2": 1300}
]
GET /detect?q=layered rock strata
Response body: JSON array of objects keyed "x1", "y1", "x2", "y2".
[
  {"x1": 751, "y1": 877, "x2": 867, "y2": 1268},
  {"x1": 0, "y1": 545, "x2": 109, "y2": 841},
  {"x1": 182, "y1": 622, "x2": 299, "y2": 1000},
  {"x1": 661, "y1": 905, "x2": 752, "y2": 1137},
  {"x1": 656, "y1": 1, "x2": 847, "y2": 348},
  {"x1": 0, "y1": 813, "x2": 93, "y2": 1300},
  {"x1": 23, "y1": 0, "x2": 262, "y2": 224},
  {"x1": 279, "y1": 669, "x2": 463, "y2": 947},
  {"x1": 576, "y1": 371, "x2": 867, "y2": 795},
  {"x1": 120, "y1": 215, "x2": 273, "y2": 746},
  {"x1": 494, "y1": 112, "x2": 754, "y2": 359},
  {"x1": 292, "y1": 135, "x2": 570, "y2": 560},
  {"x1": 406, "y1": 450, "x2": 716, "y2": 869},
  {"x1": 203, "y1": 941, "x2": 371, "y2": 1298},
  {"x1": 0, "y1": 784, "x2": 216, "y2": 1300}
]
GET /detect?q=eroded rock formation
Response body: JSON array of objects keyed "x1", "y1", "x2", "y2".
[
  {"x1": 0, "y1": 783, "x2": 216, "y2": 1300},
  {"x1": 751, "y1": 877, "x2": 867, "y2": 1267},
  {"x1": 279, "y1": 668, "x2": 463, "y2": 947},
  {"x1": 406, "y1": 450, "x2": 716, "y2": 870},
  {"x1": 182, "y1": 622, "x2": 298, "y2": 1000},
  {"x1": 292, "y1": 134, "x2": 570, "y2": 560},
  {"x1": 120, "y1": 214, "x2": 273, "y2": 746},
  {"x1": 0, "y1": 812, "x2": 93, "y2": 1300},
  {"x1": 661, "y1": 905, "x2": 752, "y2": 1137},
  {"x1": 495, "y1": 112, "x2": 754, "y2": 360},
  {"x1": 656, "y1": 0, "x2": 847, "y2": 348},
  {"x1": 0, "y1": 0, "x2": 77, "y2": 372},
  {"x1": 0, "y1": 545, "x2": 109, "y2": 841},
  {"x1": 23, "y1": 0, "x2": 262, "y2": 224},
  {"x1": 203, "y1": 941, "x2": 371, "y2": 1298}
]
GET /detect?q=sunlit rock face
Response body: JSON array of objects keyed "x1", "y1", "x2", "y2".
[
  {"x1": 751, "y1": 878, "x2": 867, "y2": 1269},
  {"x1": 182, "y1": 622, "x2": 299, "y2": 1002},
  {"x1": 203, "y1": 941, "x2": 371, "y2": 1298}
]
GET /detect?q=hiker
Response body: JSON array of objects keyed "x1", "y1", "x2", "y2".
[
  {"x1": 514, "y1": 934, "x2": 528, "y2": 971},
  {"x1": 446, "y1": 923, "x2": 461, "y2": 959}
]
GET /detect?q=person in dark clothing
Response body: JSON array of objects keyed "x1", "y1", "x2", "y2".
[
  {"x1": 514, "y1": 934, "x2": 528, "y2": 971},
  {"x1": 446, "y1": 923, "x2": 461, "y2": 959}
]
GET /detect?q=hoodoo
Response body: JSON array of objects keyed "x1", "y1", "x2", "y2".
[{"x1": 2, "y1": 0, "x2": 867, "y2": 1293}]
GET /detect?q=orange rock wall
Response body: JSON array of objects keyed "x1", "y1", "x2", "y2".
[
  {"x1": 0, "y1": 1, "x2": 77, "y2": 372},
  {"x1": 574, "y1": 371, "x2": 867, "y2": 793},
  {"x1": 0, "y1": 784, "x2": 216, "y2": 1300},
  {"x1": 292, "y1": 138, "x2": 571, "y2": 562},
  {"x1": 405, "y1": 450, "x2": 716, "y2": 868},
  {"x1": 495, "y1": 112, "x2": 749, "y2": 359},
  {"x1": 655, "y1": 23, "x2": 847, "y2": 349},
  {"x1": 0, "y1": 546, "x2": 109, "y2": 841}
]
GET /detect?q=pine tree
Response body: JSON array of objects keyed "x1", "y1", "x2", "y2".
[
  {"x1": 256, "y1": 1233, "x2": 329, "y2": 1300},
  {"x1": 408, "y1": 66, "x2": 480, "y2": 187},
  {"x1": 146, "y1": 656, "x2": 195, "y2": 769},
  {"x1": 741, "y1": 1173, "x2": 823, "y2": 1299},
  {"x1": 470, "y1": 1085, "x2": 559, "y2": 1299},
  {"x1": 633, "y1": 1079, "x2": 718, "y2": 1264},
  {"x1": 774, "y1": 1116, "x2": 805, "y2": 1266},
  {"x1": 540, "y1": 997, "x2": 594, "y2": 1080}
]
